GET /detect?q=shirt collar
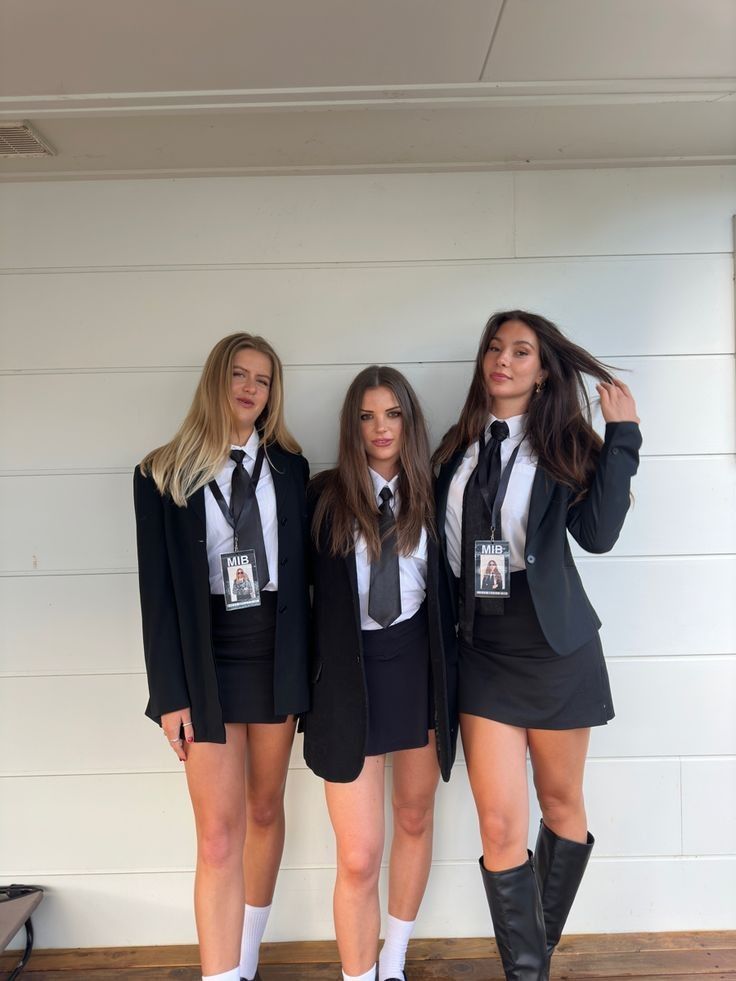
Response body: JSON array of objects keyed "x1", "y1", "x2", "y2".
[
  {"x1": 230, "y1": 428, "x2": 260, "y2": 462},
  {"x1": 368, "y1": 467, "x2": 399, "y2": 502},
  {"x1": 488, "y1": 413, "x2": 527, "y2": 442}
]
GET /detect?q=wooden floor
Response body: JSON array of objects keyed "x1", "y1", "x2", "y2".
[{"x1": 2, "y1": 933, "x2": 735, "y2": 980}]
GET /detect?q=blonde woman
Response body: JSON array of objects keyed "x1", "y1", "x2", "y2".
[{"x1": 134, "y1": 334, "x2": 310, "y2": 981}]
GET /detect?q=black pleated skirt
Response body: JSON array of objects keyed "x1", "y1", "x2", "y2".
[
  {"x1": 459, "y1": 571, "x2": 614, "y2": 730},
  {"x1": 210, "y1": 591, "x2": 287, "y2": 724},
  {"x1": 362, "y1": 603, "x2": 432, "y2": 756}
]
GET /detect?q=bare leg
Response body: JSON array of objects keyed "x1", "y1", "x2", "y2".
[
  {"x1": 460, "y1": 713, "x2": 529, "y2": 871},
  {"x1": 185, "y1": 724, "x2": 248, "y2": 976},
  {"x1": 387, "y1": 734, "x2": 440, "y2": 919},
  {"x1": 325, "y1": 756, "x2": 386, "y2": 976},
  {"x1": 528, "y1": 727, "x2": 591, "y2": 843},
  {"x1": 242, "y1": 717, "x2": 297, "y2": 905}
]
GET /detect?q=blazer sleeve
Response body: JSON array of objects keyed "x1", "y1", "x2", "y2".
[
  {"x1": 565, "y1": 421, "x2": 642, "y2": 554},
  {"x1": 133, "y1": 467, "x2": 190, "y2": 720}
]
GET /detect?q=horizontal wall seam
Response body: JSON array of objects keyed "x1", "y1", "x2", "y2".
[
  {"x1": 2, "y1": 755, "x2": 734, "y2": 778},
  {"x1": 2, "y1": 452, "x2": 733, "y2": 478},
  {"x1": 3, "y1": 552, "x2": 735, "y2": 577},
  {"x1": 0, "y1": 252, "x2": 732, "y2": 276},
  {"x1": 2, "y1": 855, "x2": 734, "y2": 879},
  {"x1": 2, "y1": 352, "x2": 734, "y2": 376}
]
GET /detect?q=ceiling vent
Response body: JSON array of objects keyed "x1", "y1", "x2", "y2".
[{"x1": 0, "y1": 121, "x2": 55, "y2": 158}]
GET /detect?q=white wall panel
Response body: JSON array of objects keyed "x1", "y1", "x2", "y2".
[
  {"x1": 3, "y1": 357, "x2": 733, "y2": 472},
  {"x1": 583, "y1": 555, "x2": 736, "y2": 657},
  {"x1": 1, "y1": 166, "x2": 734, "y2": 944},
  {"x1": 1, "y1": 456, "x2": 732, "y2": 575},
  {"x1": 573, "y1": 456, "x2": 736, "y2": 559},
  {"x1": 0, "y1": 174, "x2": 515, "y2": 269},
  {"x1": 4, "y1": 661, "x2": 735, "y2": 776},
  {"x1": 515, "y1": 167, "x2": 736, "y2": 257},
  {"x1": 2, "y1": 556, "x2": 732, "y2": 679},
  {"x1": 0, "y1": 474, "x2": 136, "y2": 573},
  {"x1": 0, "y1": 573, "x2": 142, "y2": 676},
  {"x1": 5, "y1": 858, "x2": 736, "y2": 949},
  {"x1": 2, "y1": 254, "x2": 732, "y2": 370},
  {"x1": 682, "y1": 759, "x2": 736, "y2": 855},
  {"x1": 591, "y1": 658, "x2": 736, "y2": 758}
]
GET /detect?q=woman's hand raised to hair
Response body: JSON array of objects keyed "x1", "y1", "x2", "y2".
[
  {"x1": 161, "y1": 707, "x2": 195, "y2": 762},
  {"x1": 596, "y1": 379, "x2": 639, "y2": 424}
]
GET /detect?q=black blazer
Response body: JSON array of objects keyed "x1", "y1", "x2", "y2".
[
  {"x1": 133, "y1": 444, "x2": 311, "y2": 742},
  {"x1": 435, "y1": 422, "x2": 642, "y2": 656},
  {"x1": 302, "y1": 477, "x2": 458, "y2": 783}
]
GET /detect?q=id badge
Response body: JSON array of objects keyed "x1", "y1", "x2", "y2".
[
  {"x1": 475, "y1": 540, "x2": 510, "y2": 599},
  {"x1": 220, "y1": 549, "x2": 261, "y2": 611}
]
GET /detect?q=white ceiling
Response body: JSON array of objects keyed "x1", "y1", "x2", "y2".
[{"x1": 0, "y1": 0, "x2": 734, "y2": 179}]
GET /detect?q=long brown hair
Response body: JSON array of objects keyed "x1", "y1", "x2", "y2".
[
  {"x1": 312, "y1": 366, "x2": 435, "y2": 560},
  {"x1": 433, "y1": 310, "x2": 615, "y2": 493},
  {"x1": 141, "y1": 333, "x2": 300, "y2": 505}
]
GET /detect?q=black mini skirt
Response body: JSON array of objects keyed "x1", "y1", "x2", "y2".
[
  {"x1": 459, "y1": 571, "x2": 614, "y2": 730},
  {"x1": 210, "y1": 591, "x2": 287, "y2": 724},
  {"x1": 362, "y1": 603, "x2": 432, "y2": 757}
]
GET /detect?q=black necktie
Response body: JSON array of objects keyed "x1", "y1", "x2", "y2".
[
  {"x1": 481, "y1": 419, "x2": 510, "y2": 537},
  {"x1": 368, "y1": 486, "x2": 402, "y2": 628},
  {"x1": 230, "y1": 449, "x2": 270, "y2": 587},
  {"x1": 458, "y1": 419, "x2": 510, "y2": 641}
]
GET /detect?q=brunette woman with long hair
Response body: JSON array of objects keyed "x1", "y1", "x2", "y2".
[
  {"x1": 304, "y1": 366, "x2": 457, "y2": 981},
  {"x1": 434, "y1": 311, "x2": 641, "y2": 980},
  {"x1": 134, "y1": 333, "x2": 310, "y2": 981}
]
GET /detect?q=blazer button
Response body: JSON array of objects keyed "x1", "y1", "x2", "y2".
[
  {"x1": 280, "y1": 556, "x2": 288, "y2": 566},
  {"x1": 281, "y1": 516, "x2": 288, "y2": 526},
  {"x1": 612, "y1": 447, "x2": 619, "y2": 455},
  {"x1": 526, "y1": 554, "x2": 536, "y2": 564},
  {"x1": 278, "y1": 604, "x2": 288, "y2": 614}
]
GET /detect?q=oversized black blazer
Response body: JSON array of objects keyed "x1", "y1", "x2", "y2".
[
  {"x1": 435, "y1": 421, "x2": 642, "y2": 656},
  {"x1": 302, "y1": 477, "x2": 458, "y2": 783},
  {"x1": 133, "y1": 444, "x2": 311, "y2": 742}
]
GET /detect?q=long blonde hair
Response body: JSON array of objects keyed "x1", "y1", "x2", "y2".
[{"x1": 141, "y1": 333, "x2": 300, "y2": 505}]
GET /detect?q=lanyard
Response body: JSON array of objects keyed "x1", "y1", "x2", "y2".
[
  {"x1": 208, "y1": 445, "x2": 265, "y2": 551},
  {"x1": 476, "y1": 432, "x2": 523, "y2": 541}
]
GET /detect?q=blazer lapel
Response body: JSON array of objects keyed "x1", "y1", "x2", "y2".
[
  {"x1": 188, "y1": 485, "x2": 206, "y2": 535},
  {"x1": 525, "y1": 467, "x2": 555, "y2": 545}
]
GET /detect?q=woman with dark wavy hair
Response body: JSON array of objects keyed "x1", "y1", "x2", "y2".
[
  {"x1": 434, "y1": 311, "x2": 641, "y2": 980},
  {"x1": 304, "y1": 366, "x2": 457, "y2": 981}
]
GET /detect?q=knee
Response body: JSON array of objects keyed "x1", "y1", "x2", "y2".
[
  {"x1": 198, "y1": 819, "x2": 243, "y2": 870},
  {"x1": 247, "y1": 795, "x2": 283, "y2": 830},
  {"x1": 338, "y1": 844, "x2": 382, "y2": 887},
  {"x1": 393, "y1": 800, "x2": 434, "y2": 839},
  {"x1": 478, "y1": 809, "x2": 525, "y2": 856},
  {"x1": 537, "y1": 787, "x2": 585, "y2": 827}
]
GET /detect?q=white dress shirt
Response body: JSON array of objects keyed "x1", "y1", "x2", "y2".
[
  {"x1": 355, "y1": 468, "x2": 428, "y2": 631},
  {"x1": 205, "y1": 429, "x2": 279, "y2": 593},
  {"x1": 445, "y1": 413, "x2": 537, "y2": 576}
]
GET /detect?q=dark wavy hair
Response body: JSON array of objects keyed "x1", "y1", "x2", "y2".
[
  {"x1": 312, "y1": 366, "x2": 436, "y2": 560},
  {"x1": 433, "y1": 310, "x2": 616, "y2": 494}
]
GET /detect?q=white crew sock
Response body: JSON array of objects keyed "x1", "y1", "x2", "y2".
[
  {"x1": 202, "y1": 969, "x2": 240, "y2": 981},
  {"x1": 378, "y1": 914, "x2": 416, "y2": 980},
  {"x1": 342, "y1": 966, "x2": 377, "y2": 981},
  {"x1": 239, "y1": 902, "x2": 272, "y2": 980}
]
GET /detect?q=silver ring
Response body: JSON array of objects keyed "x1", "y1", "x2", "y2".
[
  {"x1": 169, "y1": 737, "x2": 182, "y2": 744},
  {"x1": 182, "y1": 721, "x2": 193, "y2": 728}
]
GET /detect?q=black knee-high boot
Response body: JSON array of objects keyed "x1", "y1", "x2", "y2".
[
  {"x1": 479, "y1": 853, "x2": 548, "y2": 981},
  {"x1": 533, "y1": 821, "x2": 594, "y2": 959}
]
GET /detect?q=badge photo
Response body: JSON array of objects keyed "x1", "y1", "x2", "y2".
[
  {"x1": 475, "y1": 540, "x2": 510, "y2": 599},
  {"x1": 221, "y1": 549, "x2": 261, "y2": 610}
]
